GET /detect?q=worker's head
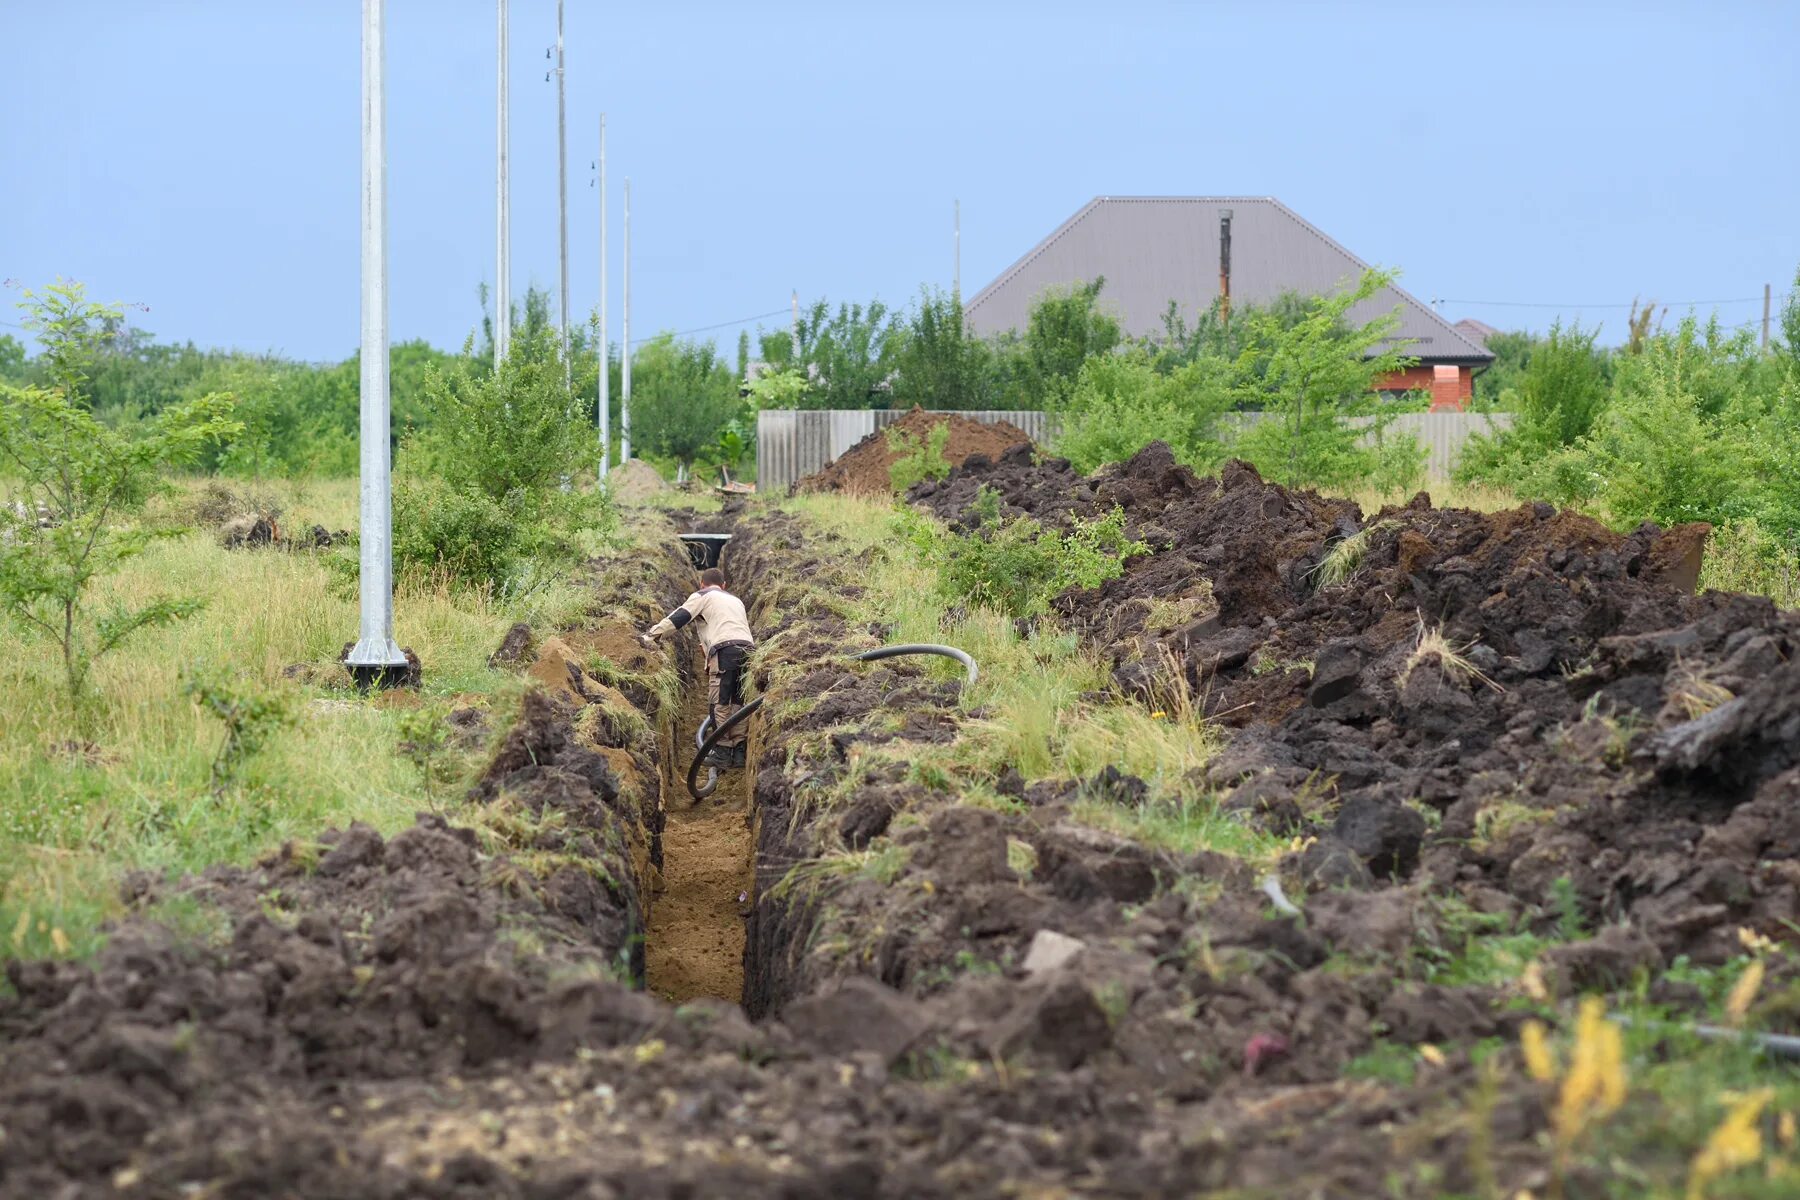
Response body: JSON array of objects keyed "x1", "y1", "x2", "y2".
[{"x1": 700, "y1": 567, "x2": 726, "y2": 588}]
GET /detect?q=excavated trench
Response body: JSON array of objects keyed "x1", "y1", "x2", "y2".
[{"x1": 10, "y1": 479, "x2": 1800, "y2": 1197}]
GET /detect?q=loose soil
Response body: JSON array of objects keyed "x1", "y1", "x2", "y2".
[
  {"x1": 643, "y1": 643, "x2": 755, "y2": 1004},
  {"x1": 793, "y1": 406, "x2": 1031, "y2": 496},
  {"x1": 4, "y1": 473, "x2": 1800, "y2": 1198}
]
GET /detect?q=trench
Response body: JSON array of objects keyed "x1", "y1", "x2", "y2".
[{"x1": 642, "y1": 524, "x2": 759, "y2": 1005}]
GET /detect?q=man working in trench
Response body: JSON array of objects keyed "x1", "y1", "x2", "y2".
[{"x1": 639, "y1": 567, "x2": 756, "y2": 770}]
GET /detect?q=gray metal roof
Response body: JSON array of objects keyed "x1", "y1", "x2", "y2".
[{"x1": 964, "y1": 196, "x2": 1493, "y2": 363}]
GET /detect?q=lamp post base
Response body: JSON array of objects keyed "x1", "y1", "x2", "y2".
[{"x1": 343, "y1": 640, "x2": 419, "y2": 691}]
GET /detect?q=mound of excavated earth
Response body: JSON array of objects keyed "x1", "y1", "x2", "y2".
[
  {"x1": 913, "y1": 442, "x2": 1800, "y2": 965},
  {"x1": 4, "y1": 476, "x2": 1798, "y2": 1198},
  {"x1": 794, "y1": 406, "x2": 1030, "y2": 496}
]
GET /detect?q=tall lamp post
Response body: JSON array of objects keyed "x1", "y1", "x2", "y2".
[{"x1": 346, "y1": 0, "x2": 410, "y2": 688}]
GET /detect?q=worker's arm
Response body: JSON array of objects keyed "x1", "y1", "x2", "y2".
[{"x1": 642, "y1": 592, "x2": 704, "y2": 643}]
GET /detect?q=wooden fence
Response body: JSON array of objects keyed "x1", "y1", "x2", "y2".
[{"x1": 755, "y1": 408, "x2": 1513, "y2": 492}]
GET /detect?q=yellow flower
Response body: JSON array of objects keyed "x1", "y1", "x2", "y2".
[
  {"x1": 632, "y1": 1038, "x2": 666, "y2": 1064},
  {"x1": 1737, "y1": 926, "x2": 1778, "y2": 955},
  {"x1": 1418, "y1": 1043, "x2": 1446, "y2": 1067},
  {"x1": 1688, "y1": 1089, "x2": 1774, "y2": 1200},
  {"x1": 1521, "y1": 960, "x2": 1549, "y2": 1002},
  {"x1": 1149, "y1": 710, "x2": 1167, "y2": 719},
  {"x1": 1521, "y1": 1019, "x2": 1556, "y2": 1083},
  {"x1": 1554, "y1": 998, "x2": 1626, "y2": 1141},
  {"x1": 1726, "y1": 959, "x2": 1766, "y2": 1026}
]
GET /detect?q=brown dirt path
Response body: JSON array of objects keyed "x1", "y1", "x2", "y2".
[{"x1": 644, "y1": 645, "x2": 754, "y2": 1003}]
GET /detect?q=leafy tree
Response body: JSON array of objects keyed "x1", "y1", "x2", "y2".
[
  {"x1": 889, "y1": 286, "x2": 1000, "y2": 410},
  {"x1": 1470, "y1": 329, "x2": 1537, "y2": 408},
  {"x1": 628, "y1": 333, "x2": 743, "y2": 473},
  {"x1": 1229, "y1": 269, "x2": 1423, "y2": 491},
  {"x1": 1007, "y1": 278, "x2": 1123, "y2": 408},
  {"x1": 0, "y1": 333, "x2": 25, "y2": 381},
  {"x1": 0, "y1": 281, "x2": 239, "y2": 716},
  {"x1": 1457, "y1": 320, "x2": 1611, "y2": 496},
  {"x1": 759, "y1": 298, "x2": 903, "y2": 409}
]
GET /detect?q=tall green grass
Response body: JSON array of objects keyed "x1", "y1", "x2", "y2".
[{"x1": 1, "y1": 477, "x2": 596, "y2": 962}]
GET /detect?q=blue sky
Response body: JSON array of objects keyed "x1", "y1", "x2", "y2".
[{"x1": 3, "y1": 1, "x2": 1796, "y2": 361}]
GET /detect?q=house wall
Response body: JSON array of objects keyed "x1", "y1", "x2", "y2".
[{"x1": 1376, "y1": 364, "x2": 1473, "y2": 410}]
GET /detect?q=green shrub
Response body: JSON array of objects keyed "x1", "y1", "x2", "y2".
[
  {"x1": 932, "y1": 490, "x2": 1148, "y2": 618},
  {"x1": 1054, "y1": 352, "x2": 1232, "y2": 473},
  {"x1": 888, "y1": 423, "x2": 951, "y2": 492},
  {"x1": 392, "y1": 476, "x2": 522, "y2": 586},
  {"x1": 183, "y1": 666, "x2": 293, "y2": 797}
]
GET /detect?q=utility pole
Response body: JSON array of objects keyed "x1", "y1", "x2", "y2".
[
  {"x1": 1764, "y1": 282, "x2": 1773, "y2": 353},
  {"x1": 597, "y1": 114, "x2": 608, "y2": 478},
  {"x1": 494, "y1": 0, "x2": 510, "y2": 367},
  {"x1": 553, "y1": 0, "x2": 570, "y2": 395},
  {"x1": 348, "y1": 0, "x2": 408, "y2": 687},
  {"x1": 790, "y1": 289, "x2": 800, "y2": 360},
  {"x1": 620, "y1": 177, "x2": 632, "y2": 463},
  {"x1": 953, "y1": 199, "x2": 961, "y2": 299},
  {"x1": 1218, "y1": 209, "x2": 1233, "y2": 328}
]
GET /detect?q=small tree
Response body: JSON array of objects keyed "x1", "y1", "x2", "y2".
[
  {"x1": 889, "y1": 286, "x2": 1000, "y2": 410},
  {"x1": 0, "y1": 281, "x2": 239, "y2": 718},
  {"x1": 1010, "y1": 278, "x2": 1123, "y2": 408},
  {"x1": 1228, "y1": 269, "x2": 1421, "y2": 491},
  {"x1": 629, "y1": 333, "x2": 743, "y2": 475},
  {"x1": 184, "y1": 666, "x2": 293, "y2": 798}
]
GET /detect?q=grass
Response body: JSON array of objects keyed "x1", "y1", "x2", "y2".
[
  {"x1": 778, "y1": 493, "x2": 1286, "y2": 863},
  {"x1": 0, "y1": 476, "x2": 612, "y2": 963}
]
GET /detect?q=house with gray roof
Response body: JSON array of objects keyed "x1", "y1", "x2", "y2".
[{"x1": 964, "y1": 196, "x2": 1494, "y2": 410}]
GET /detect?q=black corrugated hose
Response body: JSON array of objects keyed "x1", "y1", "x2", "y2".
[{"x1": 685, "y1": 644, "x2": 978, "y2": 802}]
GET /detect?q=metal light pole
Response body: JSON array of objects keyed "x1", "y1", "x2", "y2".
[
  {"x1": 494, "y1": 0, "x2": 511, "y2": 367},
  {"x1": 554, "y1": 0, "x2": 570, "y2": 394},
  {"x1": 347, "y1": 0, "x2": 408, "y2": 687},
  {"x1": 954, "y1": 198, "x2": 961, "y2": 300},
  {"x1": 597, "y1": 113, "x2": 609, "y2": 478},
  {"x1": 620, "y1": 177, "x2": 632, "y2": 463}
]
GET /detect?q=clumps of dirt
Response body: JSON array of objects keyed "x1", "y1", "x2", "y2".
[
  {"x1": 916, "y1": 440, "x2": 1800, "y2": 969},
  {"x1": 794, "y1": 406, "x2": 1032, "y2": 496},
  {"x1": 607, "y1": 457, "x2": 670, "y2": 501},
  {"x1": 487, "y1": 621, "x2": 535, "y2": 668}
]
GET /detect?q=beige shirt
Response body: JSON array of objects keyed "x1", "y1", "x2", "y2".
[{"x1": 651, "y1": 586, "x2": 754, "y2": 656}]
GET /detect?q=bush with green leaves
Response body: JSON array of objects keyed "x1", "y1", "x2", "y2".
[
  {"x1": 887, "y1": 423, "x2": 952, "y2": 492},
  {"x1": 394, "y1": 322, "x2": 608, "y2": 587},
  {"x1": 0, "y1": 281, "x2": 240, "y2": 717},
  {"x1": 1228, "y1": 268, "x2": 1424, "y2": 492},
  {"x1": 1054, "y1": 351, "x2": 1233, "y2": 473},
  {"x1": 183, "y1": 666, "x2": 293, "y2": 797},
  {"x1": 924, "y1": 488, "x2": 1148, "y2": 618}
]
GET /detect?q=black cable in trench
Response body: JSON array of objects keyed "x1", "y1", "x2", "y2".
[{"x1": 684, "y1": 644, "x2": 979, "y2": 802}]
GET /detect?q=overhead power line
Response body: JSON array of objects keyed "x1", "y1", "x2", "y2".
[
  {"x1": 1439, "y1": 296, "x2": 1766, "y2": 309},
  {"x1": 627, "y1": 306, "x2": 790, "y2": 346}
]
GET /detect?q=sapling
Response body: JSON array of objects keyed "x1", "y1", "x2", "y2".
[
  {"x1": 395, "y1": 702, "x2": 455, "y2": 807},
  {"x1": 183, "y1": 667, "x2": 293, "y2": 798},
  {"x1": 0, "y1": 281, "x2": 239, "y2": 724}
]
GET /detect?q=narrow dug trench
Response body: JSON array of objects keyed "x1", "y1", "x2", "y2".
[{"x1": 643, "y1": 635, "x2": 756, "y2": 1003}]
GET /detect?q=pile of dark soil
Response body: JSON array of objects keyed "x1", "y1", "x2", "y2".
[
  {"x1": 914, "y1": 442, "x2": 1800, "y2": 966},
  {"x1": 794, "y1": 406, "x2": 1031, "y2": 496},
  {"x1": 5, "y1": 483, "x2": 1797, "y2": 1198}
]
